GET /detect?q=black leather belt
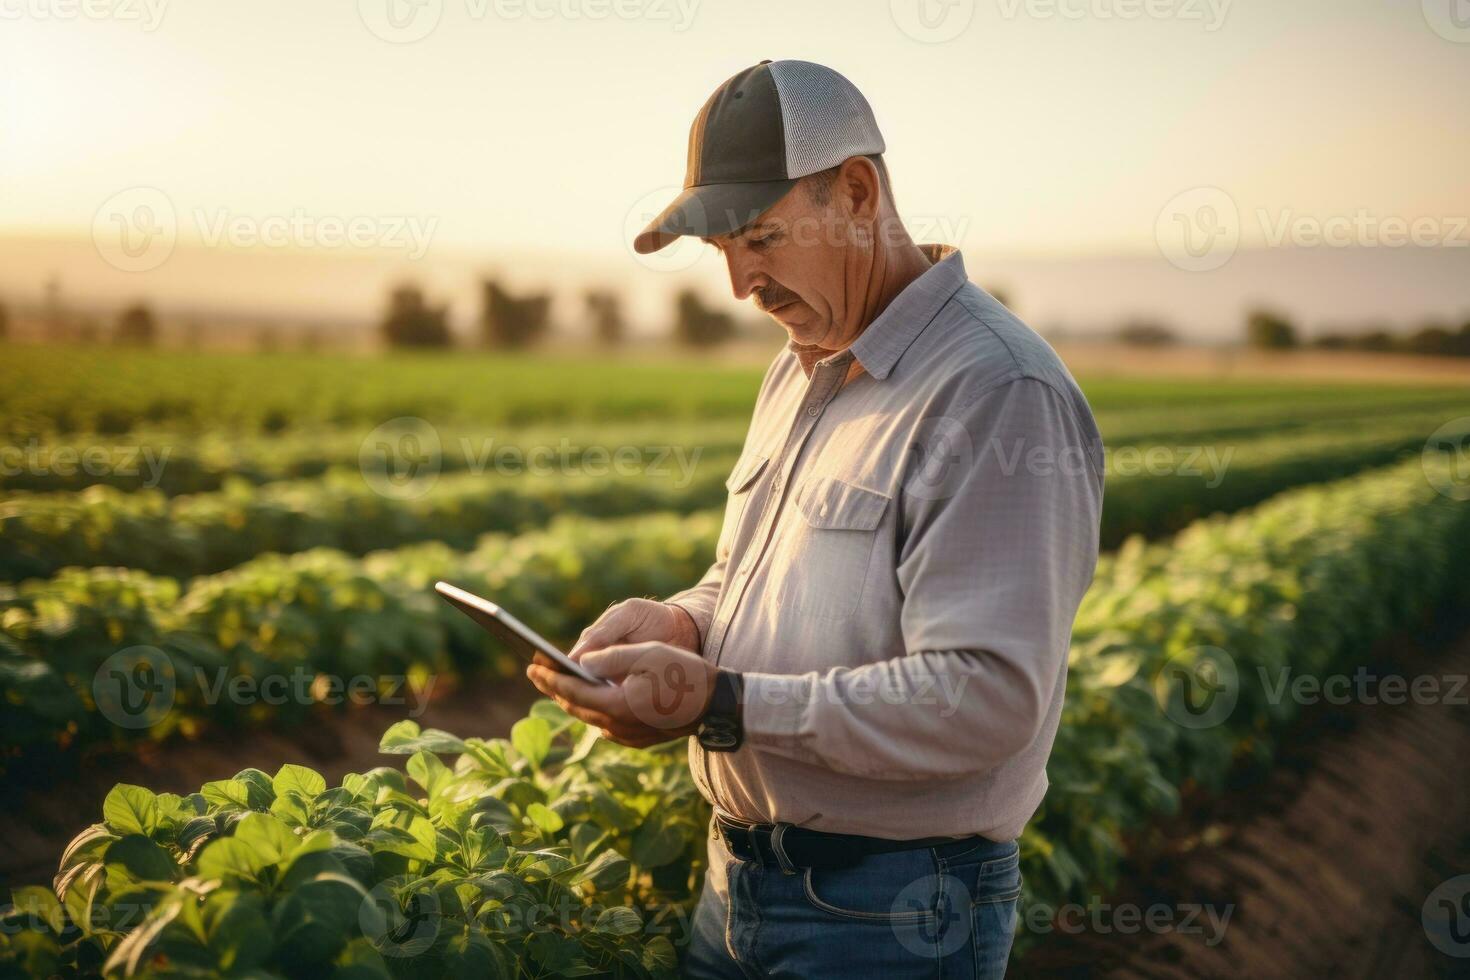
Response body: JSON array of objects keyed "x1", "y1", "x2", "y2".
[{"x1": 714, "y1": 814, "x2": 965, "y2": 872}]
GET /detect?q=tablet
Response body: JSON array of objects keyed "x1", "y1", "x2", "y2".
[{"x1": 434, "y1": 581, "x2": 610, "y2": 686}]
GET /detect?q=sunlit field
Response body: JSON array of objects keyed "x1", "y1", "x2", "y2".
[{"x1": 2, "y1": 342, "x2": 1467, "y2": 976}]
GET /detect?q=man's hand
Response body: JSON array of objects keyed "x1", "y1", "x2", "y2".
[
  {"x1": 570, "y1": 598, "x2": 701, "y2": 657},
  {"x1": 526, "y1": 641, "x2": 718, "y2": 748}
]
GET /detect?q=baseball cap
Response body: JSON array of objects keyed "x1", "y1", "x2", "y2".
[{"x1": 633, "y1": 59, "x2": 886, "y2": 254}]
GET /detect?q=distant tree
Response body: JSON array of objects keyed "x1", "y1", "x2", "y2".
[
  {"x1": 673, "y1": 288, "x2": 735, "y2": 348},
  {"x1": 584, "y1": 289, "x2": 625, "y2": 346},
  {"x1": 985, "y1": 285, "x2": 1012, "y2": 309},
  {"x1": 1405, "y1": 323, "x2": 1456, "y2": 356},
  {"x1": 481, "y1": 280, "x2": 551, "y2": 349},
  {"x1": 255, "y1": 327, "x2": 281, "y2": 354},
  {"x1": 0, "y1": 299, "x2": 8, "y2": 341},
  {"x1": 1356, "y1": 329, "x2": 1396, "y2": 352},
  {"x1": 1115, "y1": 320, "x2": 1178, "y2": 347},
  {"x1": 1454, "y1": 320, "x2": 1470, "y2": 357},
  {"x1": 75, "y1": 318, "x2": 101, "y2": 345},
  {"x1": 1245, "y1": 308, "x2": 1298, "y2": 350},
  {"x1": 1311, "y1": 332, "x2": 1351, "y2": 350},
  {"x1": 381, "y1": 284, "x2": 452, "y2": 349},
  {"x1": 115, "y1": 303, "x2": 157, "y2": 346}
]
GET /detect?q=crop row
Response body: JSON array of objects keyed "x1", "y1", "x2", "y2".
[
  {"x1": 4, "y1": 344, "x2": 1464, "y2": 440},
  {"x1": 3, "y1": 413, "x2": 1463, "y2": 581},
  {"x1": 3, "y1": 458, "x2": 1467, "y2": 976},
  {"x1": 0, "y1": 511, "x2": 722, "y2": 770},
  {"x1": 0, "y1": 419, "x2": 751, "y2": 496}
]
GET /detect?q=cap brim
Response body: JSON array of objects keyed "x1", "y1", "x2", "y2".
[{"x1": 633, "y1": 178, "x2": 800, "y2": 254}]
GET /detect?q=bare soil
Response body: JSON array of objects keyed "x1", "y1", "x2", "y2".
[{"x1": 1014, "y1": 622, "x2": 1470, "y2": 979}]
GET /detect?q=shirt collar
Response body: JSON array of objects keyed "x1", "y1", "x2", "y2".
[{"x1": 787, "y1": 244, "x2": 967, "y2": 381}]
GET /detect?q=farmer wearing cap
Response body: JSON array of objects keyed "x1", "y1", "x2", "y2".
[{"x1": 529, "y1": 60, "x2": 1104, "y2": 977}]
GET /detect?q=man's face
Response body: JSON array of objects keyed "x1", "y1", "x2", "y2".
[{"x1": 702, "y1": 169, "x2": 871, "y2": 350}]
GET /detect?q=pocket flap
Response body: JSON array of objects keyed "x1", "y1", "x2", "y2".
[
  {"x1": 796, "y1": 476, "x2": 890, "y2": 531},
  {"x1": 725, "y1": 453, "x2": 770, "y2": 494}
]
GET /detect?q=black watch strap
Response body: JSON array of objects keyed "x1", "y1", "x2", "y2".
[{"x1": 697, "y1": 669, "x2": 744, "y2": 752}]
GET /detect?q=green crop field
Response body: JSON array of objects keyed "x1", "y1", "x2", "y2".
[{"x1": 1, "y1": 343, "x2": 1468, "y2": 978}]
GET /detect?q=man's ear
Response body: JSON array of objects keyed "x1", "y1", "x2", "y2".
[{"x1": 836, "y1": 156, "x2": 882, "y2": 222}]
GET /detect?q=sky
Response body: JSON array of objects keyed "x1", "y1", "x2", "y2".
[{"x1": 1, "y1": 0, "x2": 1468, "y2": 336}]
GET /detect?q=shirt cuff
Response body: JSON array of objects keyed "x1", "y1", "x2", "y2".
[
  {"x1": 663, "y1": 591, "x2": 715, "y2": 647},
  {"x1": 739, "y1": 671, "x2": 816, "y2": 744}
]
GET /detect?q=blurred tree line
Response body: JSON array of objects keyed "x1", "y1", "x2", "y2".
[{"x1": 378, "y1": 278, "x2": 735, "y2": 351}]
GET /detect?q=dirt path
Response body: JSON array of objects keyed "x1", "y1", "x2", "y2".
[
  {"x1": 1015, "y1": 625, "x2": 1470, "y2": 979},
  {"x1": 0, "y1": 676, "x2": 540, "y2": 892}
]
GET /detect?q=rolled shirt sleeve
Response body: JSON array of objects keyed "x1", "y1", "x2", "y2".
[{"x1": 740, "y1": 377, "x2": 1104, "y2": 779}]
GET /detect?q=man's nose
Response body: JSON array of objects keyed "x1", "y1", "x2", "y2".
[{"x1": 722, "y1": 251, "x2": 767, "y2": 302}]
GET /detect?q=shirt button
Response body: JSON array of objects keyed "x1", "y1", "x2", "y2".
[{"x1": 807, "y1": 406, "x2": 820, "y2": 417}]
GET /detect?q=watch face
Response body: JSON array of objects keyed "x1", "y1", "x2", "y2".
[{"x1": 701, "y1": 728, "x2": 739, "y2": 750}]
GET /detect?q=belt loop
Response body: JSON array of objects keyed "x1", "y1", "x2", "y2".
[{"x1": 770, "y1": 822, "x2": 798, "y2": 876}]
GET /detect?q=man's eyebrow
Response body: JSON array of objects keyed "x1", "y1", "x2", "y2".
[{"x1": 700, "y1": 222, "x2": 778, "y2": 246}]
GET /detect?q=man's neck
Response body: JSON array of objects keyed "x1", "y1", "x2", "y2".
[{"x1": 791, "y1": 235, "x2": 934, "y2": 378}]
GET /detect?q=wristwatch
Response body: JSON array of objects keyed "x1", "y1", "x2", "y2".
[{"x1": 696, "y1": 669, "x2": 744, "y2": 752}]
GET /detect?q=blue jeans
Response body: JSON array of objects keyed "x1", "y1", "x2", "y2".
[{"x1": 684, "y1": 821, "x2": 1022, "y2": 978}]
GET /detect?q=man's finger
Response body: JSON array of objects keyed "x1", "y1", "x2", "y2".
[
  {"x1": 526, "y1": 663, "x2": 625, "y2": 715},
  {"x1": 570, "y1": 612, "x2": 630, "y2": 657},
  {"x1": 578, "y1": 641, "x2": 664, "y2": 679}
]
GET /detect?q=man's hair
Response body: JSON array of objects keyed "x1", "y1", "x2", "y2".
[{"x1": 802, "y1": 154, "x2": 892, "y2": 209}]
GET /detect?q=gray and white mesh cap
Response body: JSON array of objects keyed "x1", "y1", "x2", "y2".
[{"x1": 633, "y1": 60, "x2": 886, "y2": 254}]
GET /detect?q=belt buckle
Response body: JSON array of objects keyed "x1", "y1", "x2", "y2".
[{"x1": 769, "y1": 823, "x2": 798, "y2": 876}]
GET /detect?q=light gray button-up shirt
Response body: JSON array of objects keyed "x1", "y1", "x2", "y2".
[{"x1": 667, "y1": 245, "x2": 1104, "y2": 842}]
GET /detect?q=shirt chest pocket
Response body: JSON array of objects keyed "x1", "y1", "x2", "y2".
[
  {"x1": 721, "y1": 452, "x2": 769, "y2": 539},
  {"x1": 774, "y1": 475, "x2": 892, "y2": 622}
]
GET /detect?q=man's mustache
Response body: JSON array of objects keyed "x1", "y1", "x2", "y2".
[{"x1": 754, "y1": 284, "x2": 800, "y2": 312}]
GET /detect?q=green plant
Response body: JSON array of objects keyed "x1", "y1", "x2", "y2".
[{"x1": 0, "y1": 703, "x2": 706, "y2": 979}]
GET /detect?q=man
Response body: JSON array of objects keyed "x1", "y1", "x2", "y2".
[{"x1": 528, "y1": 59, "x2": 1104, "y2": 978}]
